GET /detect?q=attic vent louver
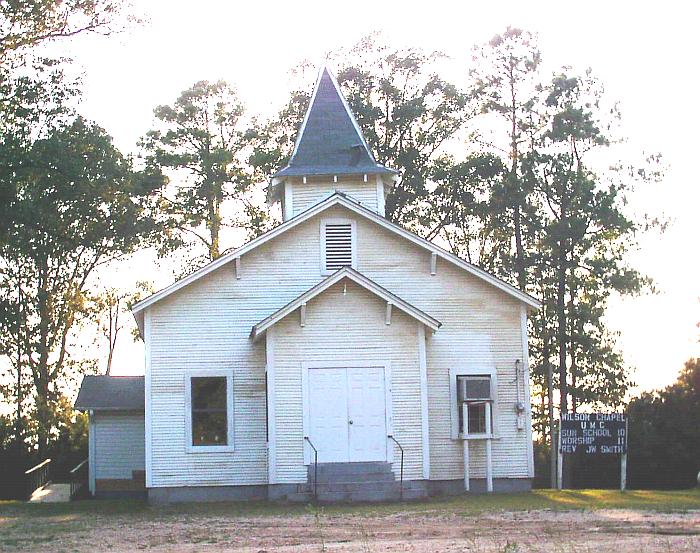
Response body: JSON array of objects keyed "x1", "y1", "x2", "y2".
[{"x1": 322, "y1": 220, "x2": 355, "y2": 273}]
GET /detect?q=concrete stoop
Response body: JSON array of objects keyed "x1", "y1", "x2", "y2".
[{"x1": 288, "y1": 462, "x2": 425, "y2": 503}]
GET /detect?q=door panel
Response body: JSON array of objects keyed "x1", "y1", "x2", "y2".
[
  {"x1": 308, "y1": 368, "x2": 349, "y2": 463},
  {"x1": 347, "y1": 367, "x2": 387, "y2": 462}
]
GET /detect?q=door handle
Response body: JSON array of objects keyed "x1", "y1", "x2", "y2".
[{"x1": 348, "y1": 420, "x2": 354, "y2": 425}]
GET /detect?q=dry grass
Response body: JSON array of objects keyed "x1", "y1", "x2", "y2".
[{"x1": 0, "y1": 489, "x2": 698, "y2": 552}]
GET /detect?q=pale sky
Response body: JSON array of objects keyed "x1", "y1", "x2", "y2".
[{"x1": 53, "y1": 0, "x2": 699, "y2": 393}]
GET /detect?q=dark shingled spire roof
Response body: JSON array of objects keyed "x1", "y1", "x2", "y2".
[{"x1": 273, "y1": 67, "x2": 397, "y2": 178}]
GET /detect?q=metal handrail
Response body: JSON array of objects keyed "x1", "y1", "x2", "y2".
[
  {"x1": 388, "y1": 435, "x2": 404, "y2": 500},
  {"x1": 304, "y1": 436, "x2": 318, "y2": 501},
  {"x1": 25, "y1": 458, "x2": 51, "y2": 500},
  {"x1": 69, "y1": 458, "x2": 89, "y2": 500}
]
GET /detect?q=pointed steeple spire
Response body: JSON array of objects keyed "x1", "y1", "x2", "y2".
[{"x1": 273, "y1": 66, "x2": 396, "y2": 178}]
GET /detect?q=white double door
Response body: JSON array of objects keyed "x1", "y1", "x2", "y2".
[{"x1": 307, "y1": 366, "x2": 388, "y2": 463}]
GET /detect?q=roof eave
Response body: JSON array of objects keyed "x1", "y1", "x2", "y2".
[
  {"x1": 249, "y1": 267, "x2": 442, "y2": 341},
  {"x1": 132, "y1": 192, "x2": 541, "y2": 315}
]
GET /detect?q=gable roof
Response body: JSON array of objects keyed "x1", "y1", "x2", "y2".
[
  {"x1": 250, "y1": 267, "x2": 441, "y2": 341},
  {"x1": 272, "y1": 66, "x2": 396, "y2": 178},
  {"x1": 131, "y1": 192, "x2": 540, "y2": 334},
  {"x1": 74, "y1": 375, "x2": 144, "y2": 411}
]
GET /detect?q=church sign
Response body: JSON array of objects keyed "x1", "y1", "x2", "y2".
[{"x1": 559, "y1": 412, "x2": 627, "y2": 455}]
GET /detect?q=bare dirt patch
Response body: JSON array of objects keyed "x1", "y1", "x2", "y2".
[{"x1": 1, "y1": 505, "x2": 699, "y2": 552}]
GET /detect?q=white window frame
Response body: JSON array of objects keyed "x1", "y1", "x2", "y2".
[
  {"x1": 449, "y1": 366, "x2": 498, "y2": 440},
  {"x1": 184, "y1": 370, "x2": 235, "y2": 453},
  {"x1": 320, "y1": 218, "x2": 357, "y2": 275}
]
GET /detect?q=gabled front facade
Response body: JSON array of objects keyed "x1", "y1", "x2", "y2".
[{"x1": 76, "y1": 67, "x2": 539, "y2": 502}]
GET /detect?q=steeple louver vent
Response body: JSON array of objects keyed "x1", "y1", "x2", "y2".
[{"x1": 322, "y1": 220, "x2": 356, "y2": 274}]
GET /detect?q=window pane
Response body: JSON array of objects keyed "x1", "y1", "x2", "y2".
[
  {"x1": 467, "y1": 403, "x2": 487, "y2": 434},
  {"x1": 192, "y1": 412, "x2": 228, "y2": 446},
  {"x1": 192, "y1": 377, "x2": 227, "y2": 410}
]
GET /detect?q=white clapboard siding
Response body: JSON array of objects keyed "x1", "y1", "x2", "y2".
[
  {"x1": 147, "y1": 201, "x2": 531, "y2": 488},
  {"x1": 94, "y1": 412, "x2": 145, "y2": 479},
  {"x1": 291, "y1": 177, "x2": 378, "y2": 217},
  {"x1": 273, "y1": 280, "x2": 423, "y2": 483},
  {"x1": 148, "y1": 213, "x2": 330, "y2": 488},
  {"x1": 349, "y1": 207, "x2": 531, "y2": 480}
]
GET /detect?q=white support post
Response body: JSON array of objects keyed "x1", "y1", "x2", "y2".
[
  {"x1": 621, "y1": 452, "x2": 627, "y2": 492},
  {"x1": 430, "y1": 252, "x2": 437, "y2": 275},
  {"x1": 283, "y1": 181, "x2": 293, "y2": 222},
  {"x1": 266, "y1": 327, "x2": 277, "y2": 484},
  {"x1": 234, "y1": 256, "x2": 241, "y2": 280},
  {"x1": 376, "y1": 175, "x2": 386, "y2": 217},
  {"x1": 88, "y1": 410, "x2": 96, "y2": 495},
  {"x1": 621, "y1": 417, "x2": 628, "y2": 492},
  {"x1": 418, "y1": 325, "x2": 430, "y2": 480},
  {"x1": 485, "y1": 402, "x2": 493, "y2": 492},
  {"x1": 300, "y1": 303, "x2": 306, "y2": 327},
  {"x1": 385, "y1": 302, "x2": 392, "y2": 325},
  {"x1": 144, "y1": 309, "x2": 152, "y2": 488},
  {"x1": 463, "y1": 402, "x2": 470, "y2": 492}
]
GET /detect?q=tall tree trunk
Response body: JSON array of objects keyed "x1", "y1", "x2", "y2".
[
  {"x1": 569, "y1": 281, "x2": 577, "y2": 414},
  {"x1": 35, "y1": 259, "x2": 52, "y2": 456},
  {"x1": 207, "y1": 191, "x2": 220, "y2": 260},
  {"x1": 514, "y1": 202, "x2": 526, "y2": 290},
  {"x1": 557, "y1": 246, "x2": 568, "y2": 416},
  {"x1": 15, "y1": 278, "x2": 23, "y2": 451},
  {"x1": 509, "y1": 65, "x2": 527, "y2": 291},
  {"x1": 543, "y1": 308, "x2": 557, "y2": 488}
]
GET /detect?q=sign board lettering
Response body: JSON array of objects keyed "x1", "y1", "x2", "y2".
[{"x1": 559, "y1": 413, "x2": 627, "y2": 455}]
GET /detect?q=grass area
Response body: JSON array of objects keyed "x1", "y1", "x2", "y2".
[{"x1": 1, "y1": 488, "x2": 699, "y2": 520}]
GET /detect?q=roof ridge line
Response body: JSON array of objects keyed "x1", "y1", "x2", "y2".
[{"x1": 131, "y1": 192, "x2": 540, "y2": 325}]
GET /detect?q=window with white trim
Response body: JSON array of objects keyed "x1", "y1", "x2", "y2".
[
  {"x1": 320, "y1": 218, "x2": 356, "y2": 274},
  {"x1": 185, "y1": 372, "x2": 234, "y2": 452},
  {"x1": 449, "y1": 367, "x2": 497, "y2": 439},
  {"x1": 457, "y1": 375, "x2": 493, "y2": 436}
]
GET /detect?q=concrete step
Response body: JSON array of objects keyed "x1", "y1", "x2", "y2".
[
  {"x1": 309, "y1": 471, "x2": 396, "y2": 484},
  {"x1": 316, "y1": 486, "x2": 402, "y2": 503},
  {"x1": 309, "y1": 462, "x2": 393, "y2": 478}
]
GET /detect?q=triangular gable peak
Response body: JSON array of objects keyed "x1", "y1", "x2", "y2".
[
  {"x1": 273, "y1": 67, "x2": 396, "y2": 179},
  {"x1": 250, "y1": 267, "x2": 441, "y2": 341},
  {"x1": 131, "y1": 193, "x2": 540, "y2": 335}
]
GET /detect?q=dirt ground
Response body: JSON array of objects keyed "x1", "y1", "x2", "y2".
[{"x1": 1, "y1": 506, "x2": 699, "y2": 552}]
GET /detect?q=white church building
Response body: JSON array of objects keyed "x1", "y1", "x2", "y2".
[{"x1": 75, "y1": 67, "x2": 539, "y2": 502}]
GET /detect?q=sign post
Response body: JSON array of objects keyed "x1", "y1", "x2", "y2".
[
  {"x1": 620, "y1": 417, "x2": 628, "y2": 492},
  {"x1": 559, "y1": 412, "x2": 627, "y2": 491},
  {"x1": 556, "y1": 423, "x2": 563, "y2": 490}
]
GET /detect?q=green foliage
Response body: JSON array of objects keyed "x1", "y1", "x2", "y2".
[
  {"x1": 0, "y1": 114, "x2": 166, "y2": 452},
  {"x1": 524, "y1": 68, "x2": 659, "y2": 439},
  {"x1": 88, "y1": 281, "x2": 153, "y2": 373},
  {"x1": 0, "y1": 0, "x2": 124, "y2": 60},
  {"x1": 333, "y1": 39, "x2": 472, "y2": 226},
  {"x1": 254, "y1": 35, "x2": 473, "y2": 230},
  {"x1": 468, "y1": 27, "x2": 542, "y2": 290},
  {"x1": 627, "y1": 358, "x2": 700, "y2": 488},
  {"x1": 142, "y1": 80, "x2": 270, "y2": 266},
  {"x1": 262, "y1": 33, "x2": 662, "y2": 444}
]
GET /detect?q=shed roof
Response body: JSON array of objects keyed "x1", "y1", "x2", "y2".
[
  {"x1": 74, "y1": 375, "x2": 144, "y2": 411},
  {"x1": 272, "y1": 67, "x2": 396, "y2": 178}
]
